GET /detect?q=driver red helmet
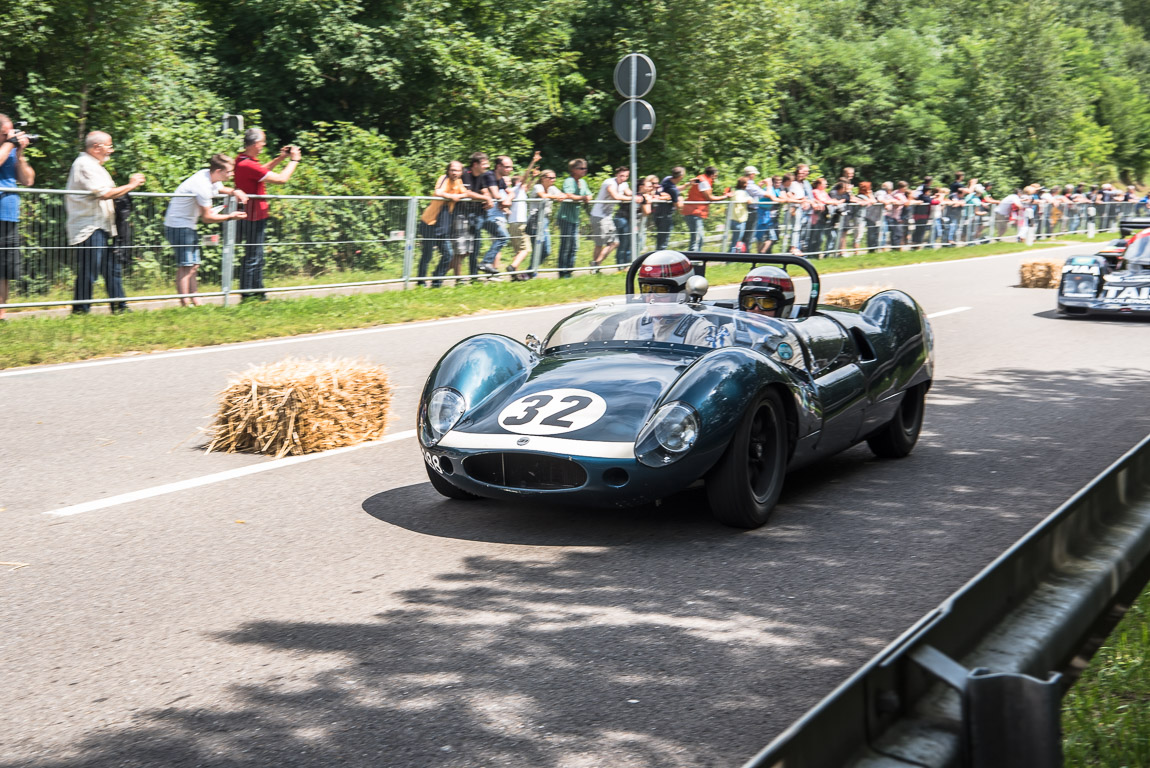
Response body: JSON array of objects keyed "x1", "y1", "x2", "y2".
[
  {"x1": 739, "y1": 266, "x2": 795, "y2": 317},
  {"x1": 638, "y1": 250, "x2": 695, "y2": 296}
]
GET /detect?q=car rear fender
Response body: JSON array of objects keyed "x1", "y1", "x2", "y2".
[{"x1": 856, "y1": 290, "x2": 934, "y2": 394}]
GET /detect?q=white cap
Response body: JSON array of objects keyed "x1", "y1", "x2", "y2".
[{"x1": 742, "y1": 165, "x2": 759, "y2": 175}]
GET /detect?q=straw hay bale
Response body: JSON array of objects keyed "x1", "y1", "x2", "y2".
[
  {"x1": 822, "y1": 286, "x2": 893, "y2": 310},
  {"x1": 207, "y1": 357, "x2": 392, "y2": 458},
  {"x1": 1020, "y1": 260, "x2": 1063, "y2": 289}
]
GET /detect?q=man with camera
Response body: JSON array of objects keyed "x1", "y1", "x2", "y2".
[
  {"x1": 0, "y1": 115, "x2": 35, "y2": 320},
  {"x1": 234, "y1": 128, "x2": 300, "y2": 301},
  {"x1": 164, "y1": 154, "x2": 248, "y2": 306},
  {"x1": 66, "y1": 131, "x2": 145, "y2": 314}
]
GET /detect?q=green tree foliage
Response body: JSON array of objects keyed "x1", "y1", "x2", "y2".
[{"x1": 0, "y1": 0, "x2": 1147, "y2": 191}]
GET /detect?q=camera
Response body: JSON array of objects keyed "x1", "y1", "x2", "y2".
[{"x1": 8, "y1": 121, "x2": 41, "y2": 148}]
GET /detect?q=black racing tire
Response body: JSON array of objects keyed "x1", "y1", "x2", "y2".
[
  {"x1": 867, "y1": 382, "x2": 927, "y2": 459},
  {"x1": 706, "y1": 389, "x2": 788, "y2": 529},
  {"x1": 425, "y1": 459, "x2": 479, "y2": 500}
]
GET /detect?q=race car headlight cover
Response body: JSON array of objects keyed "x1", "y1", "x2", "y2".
[
  {"x1": 422, "y1": 387, "x2": 467, "y2": 446},
  {"x1": 1060, "y1": 274, "x2": 1097, "y2": 295},
  {"x1": 635, "y1": 402, "x2": 700, "y2": 466}
]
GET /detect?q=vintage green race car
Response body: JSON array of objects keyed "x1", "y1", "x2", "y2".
[{"x1": 418, "y1": 253, "x2": 933, "y2": 528}]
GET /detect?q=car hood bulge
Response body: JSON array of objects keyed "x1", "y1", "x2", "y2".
[{"x1": 457, "y1": 351, "x2": 690, "y2": 443}]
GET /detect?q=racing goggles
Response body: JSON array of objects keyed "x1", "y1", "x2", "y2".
[
  {"x1": 740, "y1": 294, "x2": 779, "y2": 311},
  {"x1": 639, "y1": 283, "x2": 675, "y2": 294}
]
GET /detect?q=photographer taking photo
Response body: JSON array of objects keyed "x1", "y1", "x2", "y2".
[
  {"x1": 234, "y1": 128, "x2": 301, "y2": 302},
  {"x1": 0, "y1": 114, "x2": 34, "y2": 320},
  {"x1": 66, "y1": 131, "x2": 145, "y2": 314}
]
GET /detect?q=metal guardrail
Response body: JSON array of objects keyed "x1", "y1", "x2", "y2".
[{"x1": 743, "y1": 433, "x2": 1150, "y2": 768}]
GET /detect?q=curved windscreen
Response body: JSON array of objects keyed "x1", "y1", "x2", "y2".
[
  {"x1": 544, "y1": 297, "x2": 807, "y2": 370},
  {"x1": 1124, "y1": 236, "x2": 1150, "y2": 264}
]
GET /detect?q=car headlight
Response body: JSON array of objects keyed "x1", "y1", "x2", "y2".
[
  {"x1": 635, "y1": 402, "x2": 700, "y2": 467},
  {"x1": 422, "y1": 387, "x2": 467, "y2": 446}
]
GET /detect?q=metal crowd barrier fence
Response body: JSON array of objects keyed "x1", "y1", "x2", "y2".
[
  {"x1": 742, "y1": 433, "x2": 1150, "y2": 768},
  {"x1": 0, "y1": 188, "x2": 1143, "y2": 311}
]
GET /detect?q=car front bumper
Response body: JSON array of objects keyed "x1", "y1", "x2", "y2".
[{"x1": 422, "y1": 441, "x2": 725, "y2": 508}]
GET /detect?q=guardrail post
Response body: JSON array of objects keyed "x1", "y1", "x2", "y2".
[
  {"x1": 531, "y1": 201, "x2": 547, "y2": 276},
  {"x1": 910, "y1": 645, "x2": 1062, "y2": 768},
  {"x1": 722, "y1": 200, "x2": 733, "y2": 253},
  {"x1": 402, "y1": 197, "x2": 418, "y2": 290},
  {"x1": 220, "y1": 196, "x2": 237, "y2": 306}
]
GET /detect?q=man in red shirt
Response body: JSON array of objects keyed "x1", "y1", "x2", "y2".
[{"x1": 234, "y1": 128, "x2": 300, "y2": 300}]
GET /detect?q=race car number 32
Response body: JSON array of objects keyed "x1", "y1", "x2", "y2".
[{"x1": 498, "y1": 388, "x2": 607, "y2": 435}]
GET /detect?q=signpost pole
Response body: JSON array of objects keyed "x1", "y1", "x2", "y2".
[
  {"x1": 614, "y1": 53, "x2": 655, "y2": 266},
  {"x1": 630, "y1": 59, "x2": 638, "y2": 265}
]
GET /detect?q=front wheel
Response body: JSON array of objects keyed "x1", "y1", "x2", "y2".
[
  {"x1": 866, "y1": 382, "x2": 927, "y2": 458},
  {"x1": 425, "y1": 459, "x2": 479, "y2": 500},
  {"x1": 706, "y1": 389, "x2": 788, "y2": 529}
]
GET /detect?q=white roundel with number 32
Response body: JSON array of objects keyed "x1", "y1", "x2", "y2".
[{"x1": 497, "y1": 388, "x2": 608, "y2": 436}]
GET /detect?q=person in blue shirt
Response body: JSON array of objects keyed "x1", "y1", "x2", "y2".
[{"x1": 0, "y1": 114, "x2": 34, "y2": 320}]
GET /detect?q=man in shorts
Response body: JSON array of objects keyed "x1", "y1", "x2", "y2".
[
  {"x1": 163, "y1": 154, "x2": 248, "y2": 306},
  {"x1": 0, "y1": 114, "x2": 33, "y2": 319},
  {"x1": 590, "y1": 166, "x2": 631, "y2": 268}
]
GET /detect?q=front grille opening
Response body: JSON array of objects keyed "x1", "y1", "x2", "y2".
[{"x1": 464, "y1": 453, "x2": 587, "y2": 490}]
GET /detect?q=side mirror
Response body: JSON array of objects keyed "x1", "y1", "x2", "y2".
[{"x1": 525, "y1": 334, "x2": 544, "y2": 355}]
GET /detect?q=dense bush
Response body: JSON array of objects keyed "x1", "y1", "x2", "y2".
[{"x1": 0, "y1": 0, "x2": 1146, "y2": 193}]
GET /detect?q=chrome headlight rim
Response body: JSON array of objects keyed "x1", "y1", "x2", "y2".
[
  {"x1": 635, "y1": 401, "x2": 701, "y2": 467},
  {"x1": 422, "y1": 387, "x2": 467, "y2": 447}
]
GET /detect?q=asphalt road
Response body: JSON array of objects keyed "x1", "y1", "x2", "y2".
[{"x1": 3, "y1": 244, "x2": 1150, "y2": 768}]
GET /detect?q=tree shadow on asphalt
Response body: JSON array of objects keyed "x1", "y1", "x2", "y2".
[{"x1": 11, "y1": 368, "x2": 1150, "y2": 768}]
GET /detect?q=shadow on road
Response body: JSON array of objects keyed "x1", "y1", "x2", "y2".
[
  {"x1": 10, "y1": 368, "x2": 1150, "y2": 768},
  {"x1": 1033, "y1": 307, "x2": 1150, "y2": 323}
]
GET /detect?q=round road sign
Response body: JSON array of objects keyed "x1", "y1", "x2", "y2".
[
  {"x1": 614, "y1": 54, "x2": 656, "y2": 99},
  {"x1": 613, "y1": 99, "x2": 656, "y2": 144}
]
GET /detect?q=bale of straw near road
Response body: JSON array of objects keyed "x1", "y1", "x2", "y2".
[
  {"x1": 207, "y1": 357, "x2": 392, "y2": 458},
  {"x1": 1020, "y1": 260, "x2": 1063, "y2": 288},
  {"x1": 821, "y1": 286, "x2": 892, "y2": 310}
]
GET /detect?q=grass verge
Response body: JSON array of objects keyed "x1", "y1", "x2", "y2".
[
  {"x1": 0, "y1": 239, "x2": 1073, "y2": 369},
  {"x1": 1062, "y1": 586, "x2": 1150, "y2": 766}
]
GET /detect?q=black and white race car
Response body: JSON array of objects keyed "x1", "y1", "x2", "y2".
[{"x1": 1058, "y1": 217, "x2": 1150, "y2": 317}]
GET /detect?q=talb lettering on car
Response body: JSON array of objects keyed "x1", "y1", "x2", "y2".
[{"x1": 1102, "y1": 285, "x2": 1150, "y2": 303}]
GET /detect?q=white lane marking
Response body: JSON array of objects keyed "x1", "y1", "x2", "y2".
[
  {"x1": 4, "y1": 242, "x2": 1088, "y2": 379},
  {"x1": 0, "y1": 305, "x2": 582, "y2": 379},
  {"x1": 927, "y1": 307, "x2": 971, "y2": 319},
  {"x1": 38, "y1": 303, "x2": 978, "y2": 517},
  {"x1": 42, "y1": 429, "x2": 417, "y2": 517}
]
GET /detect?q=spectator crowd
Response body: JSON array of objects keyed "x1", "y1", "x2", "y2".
[
  {"x1": 413, "y1": 155, "x2": 1150, "y2": 285},
  {"x1": 1, "y1": 125, "x2": 1147, "y2": 313}
]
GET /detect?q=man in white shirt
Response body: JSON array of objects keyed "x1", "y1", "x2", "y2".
[
  {"x1": 995, "y1": 189, "x2": 1022, "y2": 238},
  {"x1": 163, "y1": 154, "x2": 249, "y2": 306},
  {"x1": 590, "y1": 166, "x2": 631, "y2": 268},
  {"x1": 66, "y1": 131, "x2": 145, "y2": 314}
]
